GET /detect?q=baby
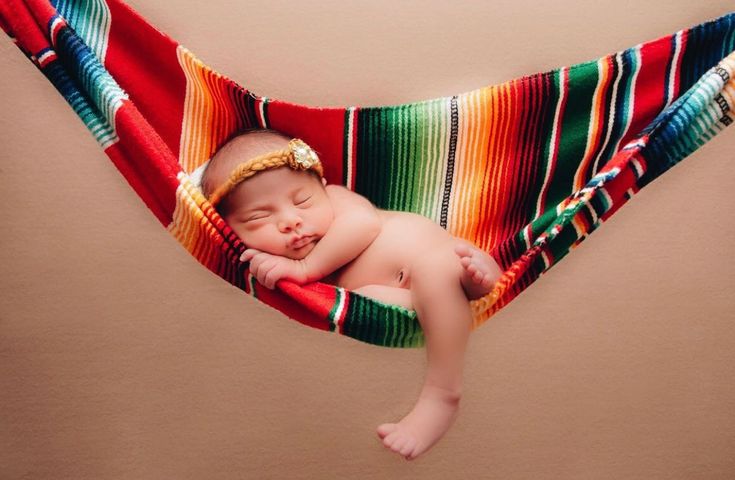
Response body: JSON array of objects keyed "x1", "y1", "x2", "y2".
[{"x1": 201, "y1": 129, "x2": 503, "y2": 460}]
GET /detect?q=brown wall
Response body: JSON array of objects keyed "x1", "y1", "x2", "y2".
[{"x1": 1, "y1": 1, "x2": 734, "y2": 478}]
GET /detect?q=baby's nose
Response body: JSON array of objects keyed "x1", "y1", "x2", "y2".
[{"x1": 278, "y1": 212, "x2": 303, "y2": 232}]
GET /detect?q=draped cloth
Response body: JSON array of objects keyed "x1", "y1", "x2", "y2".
[{"x1": 2, "y1": 0, "x2": 733, "y2": 347}]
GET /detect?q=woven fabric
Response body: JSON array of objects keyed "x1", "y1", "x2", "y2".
[{"x1": 2, "y1": 0, "x2": 733, "y2": 347}]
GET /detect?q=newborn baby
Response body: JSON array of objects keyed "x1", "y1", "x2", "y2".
[{"x1": 201, "y1": 129, "x2": 502, "y2": 460}]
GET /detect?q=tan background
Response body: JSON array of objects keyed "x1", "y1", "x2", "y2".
[{"x1": 2, "y1": 1, "x2": 734, "y2": 478}]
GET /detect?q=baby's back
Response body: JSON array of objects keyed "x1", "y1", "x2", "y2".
[{"x1": 323, "y1": 210, "x2": 457, "y2": 290}]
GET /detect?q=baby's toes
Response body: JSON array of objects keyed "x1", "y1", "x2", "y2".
[
  {"x1": 390, "y1": 435, "x2": 409, "y2": 454},
  {"x1": 399, "y1": 436, "x2": 418, "y2": 458},
  {"x1": 473, "y1": 269, "x2": 485, "y2": 283},
  {"x1": 383, "y1": 432, "x2": 406, "y2": 452},
  {"x1": 454, "y1": 243, "x2": 472, "y2": 257},
  {"x1": 383, "y1": 430, "x2": 403, "y2": 449},
  {"x1": 377, "y1": 423, "x2": 397, "y2": 439}
]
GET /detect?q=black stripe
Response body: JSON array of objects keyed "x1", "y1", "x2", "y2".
[{"x1": 440, "y1": 96, "x2": 459, "y2": 229}]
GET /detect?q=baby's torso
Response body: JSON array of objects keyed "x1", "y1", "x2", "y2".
[{"x1": 322, "y1": 210, "x2": 456, "y2": 290}]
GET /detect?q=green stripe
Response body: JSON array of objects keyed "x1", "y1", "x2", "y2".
[
  {"x1": 344, "y1": 294, "x2": 423, "y2": 348},
  {"x1": 547, "y1": 61, "x2": 599, "y2": 208}
]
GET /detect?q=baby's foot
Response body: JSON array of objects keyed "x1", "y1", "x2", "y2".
[
  {"x1": 454, "y1": 242, "x2": 501, "y2": 300},
  {"x1": 376, "y1": 385, "x2": 460, "y2": 460}
]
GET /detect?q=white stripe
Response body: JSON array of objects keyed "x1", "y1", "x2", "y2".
[
  {"x1": 536, "y1": 67, "x2": 567, "y2": 218},
  {"x1": 417, "y1": 102, "x2": 428, "y2": 216},
  {"x1": 98, "y1": 0, "x2": 112, "y2": 63},
  {"x1": 259, "y1": 98, "x2": 268, "y2": 128},
  {"x1": 37, "y1": 50, "x2": 55, "y2": 64},
  {"x1": 602, "y1": 46, "x2": 642, "y2": 172},
  {"x1": 332, "y1": 288, "x2": 347, "y2": 329},
  {"x1": 428, "y1": 101, "x2": 440, "y2": 222},
  {"x1": 50, "y1": 17, "x2": 64, "y2": 47},
  {"x1": 346, "y1": 107, "x2": 355, "y2": 189},
  {"x1": 189, "y1": 161, "x2": 209, "y2": 189},
  {"x1": 422, "y1": 99, "x2": 439, "y2": 220},
  {"x1": 523, "y1": 224, "x2": 532, "y2": 250},
  {"x1": 667, "y1": 31, "x2": 683, "y2": 106},
  {"x1": 98, "y1": 133, "x2": 118, "y2": 149},
  {"x1": 432, "y1": 98, "x2": 452, "y2": 223}
]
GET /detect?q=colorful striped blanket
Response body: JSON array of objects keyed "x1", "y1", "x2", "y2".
[{"x1": 2, "y1": 1, "x2": 733, "y2": 347}]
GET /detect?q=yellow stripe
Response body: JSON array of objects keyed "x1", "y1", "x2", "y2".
[{"x1": 177, "y1": 46, "x2": 244, "y2": 174}]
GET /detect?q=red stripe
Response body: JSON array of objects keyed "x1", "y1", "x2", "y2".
[
  {"x1": 106, "y1": 0, "x2": 186, "y2": 159},
  {"x1": 106, "y1": 101, "x2": 181, "y2": 224},
  {"x1": 268, "y1": 101, "x2": 347, "y2": 187},
  {"x1": 624, "y1": 35, "x2": 673, "y2": 147}
]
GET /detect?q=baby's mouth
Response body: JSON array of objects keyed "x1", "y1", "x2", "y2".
[{"x1": 290, "y1": 235, "x2": 315, "y2": 249}]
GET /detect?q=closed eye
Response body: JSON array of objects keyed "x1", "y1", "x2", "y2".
[
  {"x1": 245, "y1": 213, "x2": 269, "y2": 222},
  {"x1": 296, "y1": 196, "x2": 312, "y2": 205}
]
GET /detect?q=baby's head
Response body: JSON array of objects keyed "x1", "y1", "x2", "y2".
[{"x1": 201, "y1": 129, "x2": 334, "y2": 260}]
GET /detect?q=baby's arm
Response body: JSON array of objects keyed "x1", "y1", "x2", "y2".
[
  {"x1": 301, "y1": 185, "x2": 381, "y2": 282},
  {"x1": 241, "y1": 185, "x2": 381, "y2": 288}
]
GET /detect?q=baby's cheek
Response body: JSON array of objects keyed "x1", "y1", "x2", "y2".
[{"x1": 231, "y1": 224, "x2": 260, "y2": 246}]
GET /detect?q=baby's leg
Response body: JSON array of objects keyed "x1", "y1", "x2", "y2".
[
  {"x1": 352, "y1": 285, "x2": 413, "y2": 310},
  {"x1": 454, "y1": 241, "x2": 503, "y2": 300},
  {"x1": 377, "y1": 254, "x2": 470, "y2": 460}
]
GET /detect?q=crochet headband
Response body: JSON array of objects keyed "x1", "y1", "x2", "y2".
[{"x1": 207, "y1": 138, "x2": 324, "y2": 207}]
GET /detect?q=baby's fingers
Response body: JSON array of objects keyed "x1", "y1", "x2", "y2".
[
  {"x1": 240, "y1": 248, "x2": 261, "y2": 262},
  {"x1": 264, "y1": 264, "x2": 287, "y2": 290},
  {"x1": 259, "y1": 262, "x2": 280, "y2": 289}
]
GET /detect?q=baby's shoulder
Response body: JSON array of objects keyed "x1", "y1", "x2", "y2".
[{"x1": 325, "y1": 184, "x2": 377, "y2": 215}]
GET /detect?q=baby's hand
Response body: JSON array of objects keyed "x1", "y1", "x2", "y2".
[{"x1": 240, "y1": 249, "x2": 309, "y2": 289}]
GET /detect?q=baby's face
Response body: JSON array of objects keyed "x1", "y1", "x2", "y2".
[{"x1": 222, "y1": 167, "x2": 334, "y2": 260}]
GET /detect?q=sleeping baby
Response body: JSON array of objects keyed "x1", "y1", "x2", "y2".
[{"x1": 200, "y1": 129, "x2": 503, "y2": 460}]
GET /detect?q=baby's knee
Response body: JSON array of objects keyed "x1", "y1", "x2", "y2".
[{"x1": 414, "y1": 248, "x2": 465, "y2": 283}]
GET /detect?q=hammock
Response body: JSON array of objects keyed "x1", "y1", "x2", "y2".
[{"x1": 2, "y1": 1, "x2": 734, "y2": 348}]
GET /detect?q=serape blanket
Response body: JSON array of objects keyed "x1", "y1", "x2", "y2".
[{"x1": 2, "y1": 0, "x2": 733, "y2": 347}]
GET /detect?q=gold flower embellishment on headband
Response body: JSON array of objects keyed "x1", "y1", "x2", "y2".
[
  {"x1": 289, "y1": 139, "x2": 320, "y2": 170},
  {"x1": 207, "y1": 137, "x2": 324, "y2": 207}
]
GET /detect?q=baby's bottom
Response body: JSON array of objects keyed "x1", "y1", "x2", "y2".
[{"x1": 353, "y1": 240, "x2": 500, "y2": 310}]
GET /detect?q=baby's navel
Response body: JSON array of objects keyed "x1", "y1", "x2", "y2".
[{"x1": 397, "y1": 268, "x2": 411, "y2": 288}]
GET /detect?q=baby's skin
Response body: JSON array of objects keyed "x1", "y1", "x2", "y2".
[{"x1": 201, "y1": 131, "x2": 503, "y2": 460}]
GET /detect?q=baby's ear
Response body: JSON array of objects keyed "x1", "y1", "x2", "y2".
[{"x1": 321, "y1": 178, "x2": 327, "y2": 187}]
